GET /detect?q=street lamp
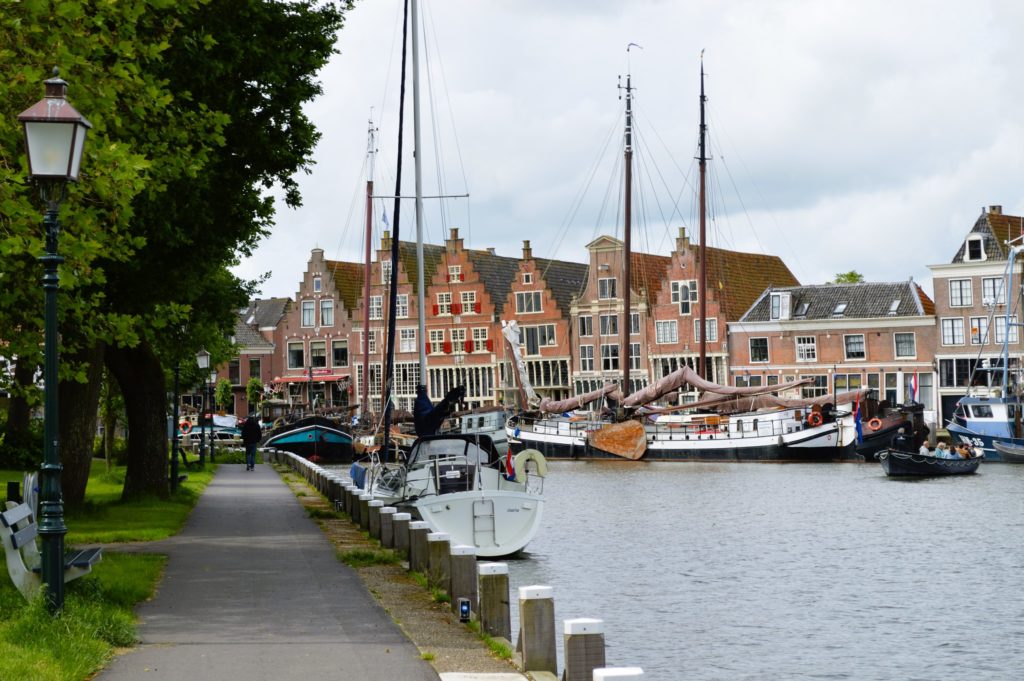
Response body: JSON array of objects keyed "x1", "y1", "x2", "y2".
[
  {"x1": 209, "y1": 370, "x2": 218, "y2": 463},
  {"x1": 17, "y1": 69, "x2": 92, "y2": 613},
  {"x1": 196, "y1": 349, "x2": 210, "y2": 465}
]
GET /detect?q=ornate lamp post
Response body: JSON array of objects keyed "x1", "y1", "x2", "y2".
[
  {"x1": 17, "y1": 69, "x2": 92, "y2": 613},
  {"x1": 209, "y1": 370, "x2": 219, "y2": 462},
  {"x1": 196, "y1": 349, "x2": 211, "y2": 465}
]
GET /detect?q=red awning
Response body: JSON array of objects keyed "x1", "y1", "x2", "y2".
[{"x1": 273, "y1": 374, "x2": 351, "y2": 384}]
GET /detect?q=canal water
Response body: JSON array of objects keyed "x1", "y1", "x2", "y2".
[{"x1": 503, "y1": 461, "x2": 1024, "y2": 680}]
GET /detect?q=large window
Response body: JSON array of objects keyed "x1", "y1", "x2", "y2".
[
  {"x1": 369, "y1": 296, "x2": 383, "y2": 320},
  {"x1": 601, "y1": 344, "x2": 619, "y2": 371},
  {"x1": 671, "y1": 280, "x2": 698, "y2": 315},
  {"x1": 394, "y1": 361, "x2": 419, "y2": 395},
  {"x1": 522, "y1": 325, "x2": 555, "y2": 355},
  {"x1": 800, "y1": 375, "x2": 828, "y2": 398},
  {"x1": 249, "y1": 357, "x2": 261, "y2": 381},
  {"x1": 301, "y1": 300, "x2": 314, "y2": 327},
  {"x1": 288, "y1": 341, "x2": 304, "y2": 369},
  {"x1": 579, "y1": 345, "x2": 594, "y2": 372},
  {"x1": 437, "y1": 292, "x2": 452, "y2": 315},
  {"x1": 970, "y1": 316, "x2": 990, "y2": 345},
  {"x1": 655, "y1": 320, "x2": 678, "y2": 344},
  {"x1": 429, "y1": 329, "x2": 444, "y2": 354},
  {"x1": 320, "y1": 299, "x2": 334, "y2": 327},
  {"x1": 834, "y1": 373, "x2": 862, "y2": 393},
  {"x1": 796, "y1": 336, "x2": 817, "y2": 362},
  {"x1": 598, "y1": 277, "x2": 617, "y2": 299},
  {"x1": 472, "y1": 327, "x2": 489, "y2": 352},
  {"x1": 629, "y1": 343, "x2": 641, "y2": 370},
  {"x1": 982, "y1": 277, "x2": 1005, "y2": 305},
  {"x1": 749, "y1": 337, "x2": 769, "y2": 363},
  {"x1": 579, "y1": 315, "x2": 593, "y2": 337},
  {"x1": 515, "y1": 291, "x2": 541, "y2": 313},
  {"x1": 844, "y1": 334, "x2": 865, "y2": 360},
  {"x1": 396, "y1": 294, "x2": 409, "y2": 318},
  {"x1": 941, "y1": 318, "x2": 965, "y2": 345},
  {"x1": 228, "y1": 359, "x2": 240, "y2": 385},
  {"x1": 599, "y1": 314, "x2": 618, "y2": 336},
  {"x1": 451, "y1": 328, "x2": 467, "y2": 352},
  {"x1": 894, "y1": 332, "x2": 916, "y2": 358},
  {"x1": 461, "y1": 290, "x2": 477, "y2": 313},
  {"x1": 332, "y1": 340, "x2": 348, "y2": 367},
  {"x1": 949, "y1": 279, "x2": 972, "y2": 307},
  {"x1": 940, "y1": 358, "x2": 979, "y2": 387},
  {"x1": 693, "y1": 318, "x2": 718, "y2": 343},
  {"x1": 399, "y1": 328, "x2": 416, "y2": 353},
  {"x1": 996, "y1": 316, "x2": 1020, "y2": 344},
  {"x1": 310, "y1": 341, "x2": 326, "y2": 368}
]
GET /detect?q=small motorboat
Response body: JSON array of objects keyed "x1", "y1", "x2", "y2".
[
  {"x1": 992, "y1": 440, "x2": 1024, "y2": 463},
  {"x1": 877, "y1": 448, "x2": 982, "y2": 477}
]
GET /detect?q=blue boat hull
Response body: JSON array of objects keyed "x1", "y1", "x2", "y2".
[
  {"x1": 263, "y1": 421, "x2": 354, "y2": 463},
  {"x1": 946, "y1": 423, "x2": 1018, "y2": 462}
]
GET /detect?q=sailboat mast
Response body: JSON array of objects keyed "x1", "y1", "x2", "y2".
[
  {"x1": 411, "y1": 0, "x2": 427, "y2": 384},
  {"x1": 698, "y1": 54, "x2": 708, "y2": 379},
  {"x1": 622, "y1": 73, "x2": 634, "y2": 396},
  {"x1": 362, "y1": 115, "x2": 376, "y2": 417}
]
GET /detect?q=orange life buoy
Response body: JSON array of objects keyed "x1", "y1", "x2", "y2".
[
  {"x1": 179, "y1": 421, "x2": 193, "y2": 434},
  {"x1": 867, "y1": 418, "x2": 882, "y2": 432},
  {"x1": 807, "y1": 412, "x2": 823, "y2": 427}
]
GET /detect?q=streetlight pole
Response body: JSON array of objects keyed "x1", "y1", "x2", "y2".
[
  {"x1": 196, "y1": 349, "x2": 210, "y2": 465},
  {"x1": 18, "y1": 70, "x2": 91, "y2": 614},
  {"x1": 209, "y1": 370, "x2": 218, "y2": 463},
  {"x1": 170, "y1": 361, "x2": 181, "y2": 494}
]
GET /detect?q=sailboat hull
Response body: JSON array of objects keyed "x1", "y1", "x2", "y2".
[{"x1": 262, "y1": 417, "x2": 355, "y2": 463}]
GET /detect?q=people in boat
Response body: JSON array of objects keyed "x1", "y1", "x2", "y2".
[
  {"x1": 414, "y1": 384, "x2": 467, "y2": 437},
  {"x1": 955, "y1": 444, "x2": 973, "y2": 459},
  {"x1": 918, "y1": 443, "x2": 931, "y2": 456},
  {"x1": 891, "y1": 427, "x2": 911, "y2": 452}
]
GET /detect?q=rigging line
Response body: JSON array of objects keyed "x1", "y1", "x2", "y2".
[
  {"x1": 633, "y1": 124, "x2": 682, "y2": 256},
  {"x1": 375, "y1": 0, "x2": 405, "y2": 161},
  {"x1": 331, "y1": 154, "x2": 371, "y2": 265},
  {"x1": 708, "y1": 131, "x2": 762, "y2": 255},
  {"x1": 634, "y1": 106, "x2": 694, "y2": 229}
]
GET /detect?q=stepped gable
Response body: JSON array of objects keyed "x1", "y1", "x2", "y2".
[
  {"x1": 952, "y1": 206, "x2": 1024, "y2": 262},
  {"x1": 325, "y1": 260, "x2": 366, "y2": 312},
  {"x1": 630, "y1": 251, "x2": 672, "y2": 300},
  {"x1": 533, "y1": 257, "x2": 589, "y2": 314},
  {"x1": 395, "y1": 240, "x2": 447, "y2": 295},
  {"x1": 466, "y1": 249, "x2": 522, "y2": 315},
  {"x1": 740, "y1": 281, "x2": 934, "y2": 322},
  {"x1": 706, "y1": 246, "x2": 800, "y2": 320}
]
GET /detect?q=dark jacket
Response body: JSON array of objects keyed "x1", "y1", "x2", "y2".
[
  {"x1": 241, "y1": 417, "x2": 263, "y2": 445},
  {"x1": 413, "y1": 385, "x2": 466, "y2": 437}
]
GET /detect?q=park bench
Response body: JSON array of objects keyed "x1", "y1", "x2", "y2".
[{"x1": 0, "y1": 499, "x2": 102, "y2": 601}]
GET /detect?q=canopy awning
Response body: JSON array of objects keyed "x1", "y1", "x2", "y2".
[{"x1": 273, "y1": 374, "x2": 351, "y2": 385}]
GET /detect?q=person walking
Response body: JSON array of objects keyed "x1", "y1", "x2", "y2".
[{"x1": 241, "y1": 414, "x2": 263, "y2": 471}]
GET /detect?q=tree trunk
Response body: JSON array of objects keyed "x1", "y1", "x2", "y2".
[
  {"x1": 103, "y1": 370, "x2": 118, "y2": 472},
  {"x1": 106, "y1": 342, "x2": 169, "y2": 500},
  {"x1": 60, "y1": 342, "x2": 105, "y2": 507},
  {"x1": 3, "y1": 360, "x2": 37, "y2": 454}
]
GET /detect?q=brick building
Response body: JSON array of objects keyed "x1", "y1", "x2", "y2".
[
  {"x1": 222, "y1": 297, "x2": 289, "y2": 415},
  {"x1": 928, "y1": 205, "x2": 1024, "y2": 425}
]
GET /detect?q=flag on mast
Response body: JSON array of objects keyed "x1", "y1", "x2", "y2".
[{"x1": 911, "y1": 372, "x2": 919, "y2": 403}]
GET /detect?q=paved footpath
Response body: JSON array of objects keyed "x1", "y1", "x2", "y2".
[{"x1": 98, "y1": 463, "x2": 440, "y2": 681}]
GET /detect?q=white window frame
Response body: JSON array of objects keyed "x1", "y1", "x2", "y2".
[
  {"x1": 970, "y1": 316, "x2": 990, "y2": 345},
  {"x1": 940, "y1": 317, "x2": 965, "y2": 346},
  {"x1": 795, "y1": 336, "x2": 817, "y2": 362},
  {"x1": 580, "y1": 345, "x2": 594, "y2": 372},
  {"x1": 381, "y1": 259, "x2": 392, "y2": 284},
  {"x1": 982, "y1": 277, "x2": 1006, "y2": 306},
  {"x1": 369, "y1": 295, "x2": 383, "y2": 321},
  {"x1": 429, "y1": 329, "x2": 445, "y2": 354},
  {"x1": 472, "y1": 327, "x2": 488, "y2": 352},
  {"x1": 949, "y1": 279, "x2": 973, "y2": 307},
  {"x1": 655, "y1": 320, "x2": 678, "y2": 344},
  {"x1": 749, "y1": 337, "x2": 769, "y2": 363},
  {"x1": 332, "y1": 339, "x2": 349, "y2": 367},
  {"x1": 522, "y1": 272, "x2": 533, "y2": 285},
  {"x1": 671, "y1": 280, "x2": 698, "y2": 315},
  {"x1": 629, "y1": 342, "x2": 641, "y2": 371},
  {"x1": 396, "y1": 294, "x2": 409, "y2": 318},
  {"x1": 995, "y1": 316, "x2": 1020, "y2": 344},
  {"x1": 399, "y1": 328, "x2": 417, "y2": 353},
  {"x1": 451, "y1": 327, "x2": 467, "y2": 353},
  {"x1": 310, "y1": 340, "x2": 326, "y2": 368},
  {"x1": 600, "y1": 344, "x2": 619, "y2": 371},
  {"x1": 448, "y1": 265, "x2": 462, "y2": 282},
  {"x1": 598, "y1": 277, "x2": 617, "y2": 300},
  {"x1": 437, "y1": 292, "x2": 452, "y2": 315},
  {"x1": 894, "y1": 332, "x2": 916, "y2": 358},
  {"x1": 965, "y1": 236, "x2": 985, "y2": 262},
  {"x1": 693, "y1": 318, "x2": 718, "y2": 343},
  {"x1": 461, "y1": 290, "x2": 477, "y2": 313},
  {"x1": 287, "y1": 341, "x2": 305, "y2": 369},
  {"x1": 578, "y1": 315, "x2": 593, "y2": 337},
  {"x1": 312, "y1": 277, "x2": 322, "y2": 293},
  {"x1": 301, "y1": 300, "x2": 315, "y2": 327},
  {"x1": 630, "y1": 312, "x2": 640, "y2": 336},
  {"x1": 843, "y1": 334, "x2": 866, "y2": 361},
  {"x1": 320, "y1": 299, "x2": 334, "y2": 327},
  {"x1": 770, "y1": 294, "x2": 782, "y2": 320},
  {"x1": 599, "y1": 314, "x2": 618, "y2": 337},
  {"x1": 515, "y1": 291, "x2": 541, "y2": 314},
  {"x1": 367, "y1": 330, "x2": 377, "y2": 354}
]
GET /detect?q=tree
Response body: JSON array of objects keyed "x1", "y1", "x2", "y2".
[
  {"x1": 833, "y1": 271, "x2": 865, "y2": 284},
  {"x1": 246, "y1": 378, "x2": 264, "y2": 414},
  {"x1": 215, "y1": 379, "x2": 233, "y2": 413}
]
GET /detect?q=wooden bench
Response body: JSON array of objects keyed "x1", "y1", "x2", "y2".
[{"x1": 0, "y1": 501, "x2": 102, "y2": 601}]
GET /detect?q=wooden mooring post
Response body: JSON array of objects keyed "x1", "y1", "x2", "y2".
[
  {"x1": 368, "y1": 500, "x2": 383, "y2": 539},
  {"x1": 408, "y1": 521, "x2": 431, "y2": 573},
  {"x1": 357, "y1": 494, "x2": 371, "y2": 530},
  {"x1": 518, "y1": 585, "x2": 556, "y2": 675},
  {"x1": 448, "y1": 545, "x2": 477, "y2": 616},
  {"x1": 426, "y1": 532, "x2": 451, "y2": 590},
  {"x1": 563, "y1": 618, "x2": 605, "y2": 681},
  {"x1": 392, "y1": 512, "x2": 412, "y2": 559},
  {"x1": 380, "y1": 507, "x2": 397, "y2": 547},
  {"x1": 478, "y1": 562, "x2": 510, "y2": 641}
]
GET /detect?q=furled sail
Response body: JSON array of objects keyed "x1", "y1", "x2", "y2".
[
  {"x1": 539, "y1": 383, "x2": 619, "y2": 414},
  {"x1": 501, "y1": 321, "x2": 540, "y2": 409},
  {"x1": 643, "y1": 388, "x2": 870, "y2": 416},
  {"x1": 622, "y1": 366, "x2": 812, "y2": 408}
]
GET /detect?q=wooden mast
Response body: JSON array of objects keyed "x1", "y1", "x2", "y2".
[
  {"x1": 621, "y1": 72, "x2": 634, "y2": 397},
  {"x1": 698, "y1": 53, "x2": 708, "y2": 379},
  {"x1": 361, "y1": 114, "x2": 376, "y2": 418}
]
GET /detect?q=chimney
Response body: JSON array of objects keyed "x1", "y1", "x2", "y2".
[
  {"x1": 989, "y1": 205, "x2": 1003, "y2": 215},
  {"x1": 676, "y1": 226, "x2": 690, "y2": 251},
  {"x1": 381, "y1": 230, "x2": 391, "y2": 250},
  {"x1": 522, "y1": 239, "x2": 532, "y2": 260},
  {"x1": 486, "y1": 247, "x2": 496, "y2": 255},
  {"x1": 446, "y1": 227, "x2": 463, "y2": 253}
]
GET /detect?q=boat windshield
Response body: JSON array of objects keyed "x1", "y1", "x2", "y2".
[{"x1": 409, "y1": 438, "x2": 491, "y2": 467}]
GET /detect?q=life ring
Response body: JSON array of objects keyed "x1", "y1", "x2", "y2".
[
  {"x1": 179, "y1": 421, "x2": 193, "y2": 434},
  {"x1": 513, "y1": 449, "x2": 548, "y2": 480},
  {"x1": 867, "y1": 418, "x2": 882, "y2": 432},
  {"x1": 807, "y1": 412, "x2": 823, "y2": 427}
]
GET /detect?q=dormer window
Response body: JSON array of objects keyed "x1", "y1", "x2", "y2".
[
  {"x1": 966, "y1": 236, "x2": 984, "y2": 261},
  {"x1": 832, "y1": 302, "x2": 848, "y2": 317},
  {"x1": 770, "y1": 294, "x2": 781, "y2": 320},
  {"x1": 794, "y1": 302, "x2": 810, "y2": 318},
  {"x1": 888, "y1": 299, "x2": 900, "y2": 315},
  {"x1": 770, "y1": 292, "x2": 792, "y2": 320},
  {"x1": 313, "y1": 277, "x2": 322, "y2": 293}
]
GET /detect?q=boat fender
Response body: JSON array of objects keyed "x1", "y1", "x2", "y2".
[
  {"x1": 513, "y1": 449, "x2": 548, "y2": 480},
  {"x1": 867, "y1": 418, "x2": 882, "y2": 432},
  {"x1": 807, "y1": 412, "x2": 823, "y2": 427},
  {"x1": 179, "y1": 421, "x2": 193, "y2": 434}
]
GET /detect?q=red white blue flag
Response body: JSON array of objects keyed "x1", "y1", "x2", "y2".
[
  {"x1": 505, "y1": 448, "x2": 515, "y2": 479},
  {"x1": 911, "y1": 372, "x2": 919, "y2": 402}
]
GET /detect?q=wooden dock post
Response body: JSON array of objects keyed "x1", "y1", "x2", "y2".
[
  {"x1": 344, "y1": 485, "x2": 358, "y2": 517},
  {"x1": 408, "y1": 521, "x2": 432, "y2": 573},
  {"x1": 478, "y1": 562, "x2": 511, "y2": 641},
  {"x1": 392, "y1": 512, "x2": 412, "y2": 559},
  {"x1": 448, "y1": 545, "x2": 477, "y2": 616},
  {"x1": 593, "y1": 668, "x2": 644, "y2": 679},
  {"x1": 368, "y1": 500, "x2": 383, "y2": 539},
  {"x1": 357, "y1": 494, "x2": 371, "y2": 530},
  {"x1": 563, "y1": 618, "x2": 606, "y2": 681},
  {"x1": 380, "y1": 507, "x2": 397, "y2": 547},
  {"x1": 426, "y1": 532, "x2": 451, "y2": 590},
  {"x1": 518, "y1": 585, "x2": 557, "y2": 675}
]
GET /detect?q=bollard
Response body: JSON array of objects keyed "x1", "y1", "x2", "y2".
[
  {"x1": 478, "y1": 562, "x2": 511, "y2": 641},
  {"x1": 368, "y1": 500, "x2": 384, "y2": 539},
  {"x1": 448, "y1": 545, "x2": 478, "y2": 616},
  {"x1": 564, "y1": 618, "x2": 606, "y2": 681},
  {"x1": 408, "y1": 521, "x2": 432, "y2": 573},
  {"x1": 426, "y1": 532, "x2": 451, "y2": 590},
  {"x1": 380, "y1": 507, "x2": 397, "y2": 547},
  {"x1": 358, "y1": 494, "x2": 372, "y2": 530},
  {"x1": 393, "y1": 512, "x2": 412, "y2": 558},
  {"x1": 519, "y1": 585, "x2": 557, "y2": 675},
  {"x1": 343, "y1": 485, "x2": 356, "y2": 517},
  {"x1": 593, "y1": 669, "x2": 644, "y2": 679}
]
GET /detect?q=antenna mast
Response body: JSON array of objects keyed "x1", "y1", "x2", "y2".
[{"x1": 698, "y1": 52, "x2": 708, "y2": 380}]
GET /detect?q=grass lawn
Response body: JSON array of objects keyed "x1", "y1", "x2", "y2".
[{"x1": 0, "y1": 456, "x2": 216, "y2": 680}]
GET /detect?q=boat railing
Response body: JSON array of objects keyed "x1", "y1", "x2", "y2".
[
  {"x1": 407, "y1": 454, "x2": 478, "y2": 497},
  {"x1": 645, "y1": 413, "x2": 828, "y2": 441}
]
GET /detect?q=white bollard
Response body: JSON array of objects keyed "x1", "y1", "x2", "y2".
[{"x1": 593, "y1": 669, "x2": 644, "y2": 680}]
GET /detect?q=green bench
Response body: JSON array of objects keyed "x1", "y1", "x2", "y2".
[{"x1": 1, "y1": 500, "x2": 102, "y2": 601}]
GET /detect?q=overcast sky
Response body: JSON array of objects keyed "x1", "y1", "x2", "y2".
[{"x1": 233, "y1": 0, "x2": 1024, "y2": 302}]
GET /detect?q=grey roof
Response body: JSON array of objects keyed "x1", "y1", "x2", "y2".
[
  {"x1": 533, "y1": 257, "x2": 588, "y2": 313},
  {"x1": 466, "y1": 250, "x2": 525, "y2": 316},
  {"x1": 740, "y1": 281, "x2": 934, "y2": 322},
  {"x1": 240, "y1": 298, "x2": 289, "y2": 328},
  {"x1": 950, "y1": 209, "x2": 1024, "y2": 263},
  {"x1": 233, "y1": 317, "x2": 274, "y2": 351}
]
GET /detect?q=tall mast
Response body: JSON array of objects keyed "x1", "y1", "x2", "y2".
[
  {"x1": 698, "y1": 53, "x2": 708, "y2": 379},
  {"x1": 621, "y1": 72, "x2": 634, "y2": 396},
  {"x1": 411, "y1": 0, "x2": 427, "y2": 384},
  {"x1": 361, "y1": 113, "x2": 376, "y2": 417}
]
